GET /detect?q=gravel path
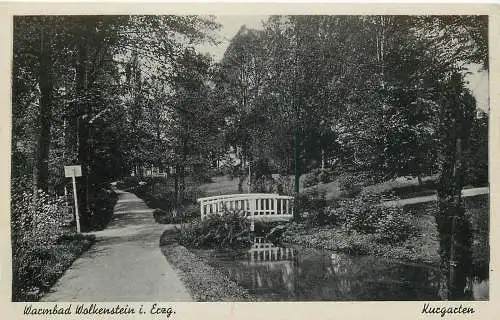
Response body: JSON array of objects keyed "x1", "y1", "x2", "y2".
[
  {"x1": 382, "y1": 187, "x2": 489, "y2": 207},
  {"x1": 41, "y1": 190, "x2": 192, "y2": 301}
]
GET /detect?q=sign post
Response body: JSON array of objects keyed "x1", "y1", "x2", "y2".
[{"x1": 65, "y1": 165, "x2": 82, "y2": 233}]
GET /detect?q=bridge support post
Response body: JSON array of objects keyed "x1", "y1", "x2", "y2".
[{"x1": 249, "y1": 219, "x2": 255, "y2": 243}]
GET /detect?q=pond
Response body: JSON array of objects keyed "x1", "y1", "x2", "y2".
[{"x1": 191, "y1": 239, "x2": 442, "y2": 301}]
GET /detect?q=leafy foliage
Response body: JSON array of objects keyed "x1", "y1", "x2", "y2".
[
  {"x1": 464, "y1": 114, "x2": 488, "y2": 186},
  {"x1": 11, "y1": 14, "x2": 488, "y2": 301},
  {"x1": 326, "y1": 194, "x2": 415, "y2": 243},
  {"x1": 153, "y1": 204, "x2": 200, "y2": 224},
  {"x1": 295, "y1": 190, "x2": 415, "y2": 244},
  {"x1": 178, "y1": 211, "x2": 251, "y2": 249},
  {"x1": 303, "y1": 168, "x2": 338, "y2": 187},
  {"x1": 295, "y1": 188, "x2": 329, "y2": 225},
  {"x1": 10, "y1": 188, "x2": 95, "y2": 301},
  {"x1": 12, "y1": 14, "x2": 220, "y2": 224},
  {"x1": 11, "y1": 15, "x2": 220, "y2": 301},
  {"x1": 11, "y1": 190, "x2": 72, "y2": 248}
]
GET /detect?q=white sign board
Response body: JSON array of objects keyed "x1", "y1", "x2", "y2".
[
  {"x1": 64, "y1": 165, "x2": 82, "y2": 233},
  {"x1": 64, "y1": 165, "x2": 82, "y2": 178}
]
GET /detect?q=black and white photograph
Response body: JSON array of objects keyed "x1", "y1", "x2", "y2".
[{"x1": 8, "y1": 11, "x2": 490, "y2": 306}]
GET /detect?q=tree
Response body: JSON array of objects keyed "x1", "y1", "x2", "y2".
[
  {"x1": 11, "y1": 15, "x2": 220, "y2": 230},
  {"x1": 13, "y1": 17, "x2": 58, "y2": 195},
  {"x1": 464, "y1": 112, "x2": 488, "y2": 186},
  {"x1": 167, "y1": 48, "x2": 219, "y2": 207},
  {"x1": 218, "y1": 25, "x2": 268, "y2": 192},
  {"x1": 414, "y1": 15, "x2": 488, "y2": 300},
  {"x1": 435, "y1": 73, "x2": 476, "y2": 300}
]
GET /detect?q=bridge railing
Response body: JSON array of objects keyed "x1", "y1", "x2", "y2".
[
  {"x1": 248, "y1": 246, "x2": 295, "y2": 262},
  {"x1": 197, "y1": 193, "x2": 294, "y2": 221}
]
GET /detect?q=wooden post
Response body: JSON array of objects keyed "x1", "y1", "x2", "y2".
[
  {"x1": 65, "y1": 165, "x2": 82, "y2": 233},
  {"x1": 321, "y1": 149, "x2": 325, "y2": 170},
  {"x1": 72, "y1": 176, "x2": 81, "y2": 233},
  {"x1": 248, "y1": 162, "x2": 251, "y2": 193},
  {"x1": 199, "y1": 200, "x2": 204, "y2": 219}
]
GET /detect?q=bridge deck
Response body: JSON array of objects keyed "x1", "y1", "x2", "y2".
[{"x1": 197, "y1": 193, "x2": 294, "y2": 223}]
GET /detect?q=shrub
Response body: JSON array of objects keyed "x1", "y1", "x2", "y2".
[
  {"x1": 297, "y1": 188, "x2": 330, "y2": 226},
  {"x1": 274, "y1": 174, "x2": 294, "y2": 195},
  {"x1": 11, "y1": 188, "x2": 94, "y2": 301},
  {"x1": 303, "y1": 167, "x2": 338, "y2": 188},
  {"x1": 11, "y1": 190, "x2": 73, "y2": 249},
  {"x1": 154, "y1": 203, "x2": 200, "y2": 224},
  {"x1": 303, "y1": 169, "x2": 321, "y2": 188},
  {"x1": 182, "y1": 203, "x2": 201, "y2": 221},
  {"x1": 178, "y1": 210, "x2": 251, "y2": 249},
  {"x1": 89, "y1": 188, "x2": 118, "y2": 231},
  {"x1": 374, "y1": 208, "x2": 416, "y2": 244},
  {"x1": 325, "y1": 193, "x2": 415, "y2": 243},
  {"x1": 338, "y1": 174, "x2": 362, "y2": 198},
  {"x1": 250, "y1": 174, "x2": 276, "y2": 193},
  {"x1": 328, "y1": 195, "x2": 381, "y2": 233},
  {"x1": 153, "y1": 209, "x2": 172, "y2": 224},
  {"x1": 12, "y1": 234, "x2": 95, "y2": 301}
]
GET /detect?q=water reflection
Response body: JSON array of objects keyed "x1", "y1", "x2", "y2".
[
  {"x1": 192, "y1": 238, "x2": 443, "y2": 301},
  {"x1": 249, "y1": 238, "x2": 296, "y2": 262}
]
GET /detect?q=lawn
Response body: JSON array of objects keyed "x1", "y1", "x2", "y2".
[
  {"x1": 198, "y1": 175, "x2": 241, "y2": 196},
  {"x1": 198, "y1": 174, "x2": 312, "y2": 197},
  {"x1": 304, "y1": 174, "x2": 440, "y2": 201}
]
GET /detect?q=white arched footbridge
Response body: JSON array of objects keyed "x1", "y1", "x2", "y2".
[{"x1": 197, "y1": 193, "x2": 294, "y2": 229}]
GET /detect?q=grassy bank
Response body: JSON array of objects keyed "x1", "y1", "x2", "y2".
[
  {"x1": 12, "y1": 233, "x2": 95, "y2": 301},
  {"x1": 281, "y1": 218, "x2": 439, "y2": 264},
  {"x1": 160, "y1": 228, "x2": 257, "y2": 301},
  {"x1": 11, "y1": 187, "x2": 117, "y2": 301},
  {"x1": 281, "y1": 194, "x2": 489, "y2": 276}
]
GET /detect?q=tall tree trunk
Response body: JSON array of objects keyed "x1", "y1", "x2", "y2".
[
  {"x1": 435, "y1": 73, "x2": 473, "y2": 300},
  {"x1": 321, "y1": 149, "x2": 325, "y2": 170},
  {"x1": 293, "y1": 131, "x2": 301, "y2": 221},
  {"x1": 292, "y1": 18, "x2": 301, "y2": 222},
  {"x1": 238, "y1": 174, "x2": 245, "y2": 193},
  {"x1": 174, "y1": 164, "x2": 180, "y2": 211},
  {"x1": 33, "y1": 25, "x2": 53, "y2": 194},
  {"x1": 76, "y1": 24, "x2": 91, "y2": 230},
  {"x1": 181, "y1": 166, "x2": 185, "y2": 203}
]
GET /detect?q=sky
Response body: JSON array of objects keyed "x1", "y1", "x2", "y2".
[
  {"x1": 196, "y1": 15, "x2": 489, "y2": 113},
  {"x1": 195, "y1": 15, "x2": 268, "y2": 61},
  {"x1": 464, "y1": 64, "x2": 489, "y2": 113}
]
